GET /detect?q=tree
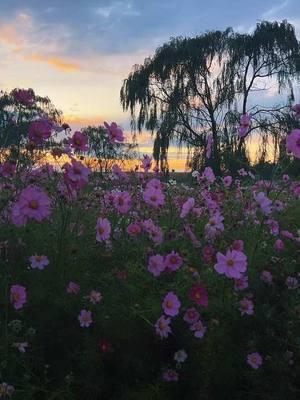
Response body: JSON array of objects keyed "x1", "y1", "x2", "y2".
[
  {"x1": 120, "y1": 20, "x2": 300, "y2": 174},
  {"x1": 83, "y1": 125, "x2": 138, "y2": 173}
]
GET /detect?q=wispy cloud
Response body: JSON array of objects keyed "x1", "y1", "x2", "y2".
[
  {"x1": 23, "y1": 54, "x2": 81, "y2": 72},
  {"x1": 262, "y1": 0, "x2": 290, "y2": 19},
  {"x1": 95, "y1": 1, "x2": 141, "y2": 18}
]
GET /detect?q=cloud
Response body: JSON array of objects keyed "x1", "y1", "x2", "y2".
[
  {"x1": 262, "y1": 0, "x2": 290, "y2": 19},
  {"x1": 23, "y1": 54, "x2": 81, "y2": 72},
  {"x1": 95, "y1": 1, "x2": 141, "y2": 19}
]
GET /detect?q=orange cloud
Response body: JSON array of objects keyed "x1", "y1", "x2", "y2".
[
  {"x1": 23, "y1": 54, "x2": 81, "y2": 72},
  {"x1": 0, "y1": 23, "x2": 23, "y2": 48}
]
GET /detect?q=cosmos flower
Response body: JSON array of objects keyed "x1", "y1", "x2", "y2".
[
  {"x1": 155, "y1": 315, "x2": 172, "y2": 338},
  {"x1": 78, "y1": 310, "x2": 92, "y2": 327},
  {"x1": 29, "y1": 255, "x2": 49, "y2": 270},
  {"x1": 247, "y1": 352, "x2": 263, "y2": 369},
  {"x1": 162, "y1": 292, "x2": 181, "y2": 317},
  {"x1": 104, "y1": 121, "x2": 124, "y2": 143},
  {"x1": 148, "y1": 254, "x2": 165, "y2": 277},
  {"x1": 96, "y1": 218, "x2": 111, "y2": 242},
  {"x1": 286, "y1": 129, "x2": 300, "y2": 159},
  {"x1": 214, "y1": 249, "x2": 247, "y2": 279},
  {"x1": 10, "y1": 285, "x2": 27, "y2": 310}
]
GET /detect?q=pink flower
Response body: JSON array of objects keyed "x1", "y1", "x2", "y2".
[
  {"x1": 247, "y1": 352, "x2": 263, "y2": 369},
  {"x1": 239, "y1": 298, "x2": 254, "y2": 316},
  {"x1": 10, "y1": 285, "x2": 27, "y2": 310},
  {"x1": 140, "y1": 154, "x2": 152, "y2": 172},
  {"x1": 164, "y1": 251, "x2": 183, "y2": 272},
  {"x1": 292, "y1": 103, "x2": 300, "y2": 119},
  {"x1": 12, "y1": 88, "x2": 35, "y2": 106},
  {"x1": 78, "y1": 309, "x2": 92, "y2": 327},
  {"x1": 63, "y1": 160, "x2": 90, "y2": 190},
  {"x1": 183, "y1": 307, "x2": 200, "y2": 324},
  {"x1": 29, "y1": 255, "x2": 49, "y2": 270},
  {"x1": 113, "y1": 191, "x2": 132, "y2": 214},
  {"x1": 69, "y1": 131, "x2": 88, "y2": 152},
  {"x1": 239, "y1": 114, "x2": 251, "y2": 138},
  {"x1": 205, "y1": 212, "x2": 224, "y2": 240},
  {"x1": 190, "y1": 320, "x2": 207, "y2": 338},
  {"x1": 189, "y1": 284, "x2": 208, "y2": 307},
  {"x1": 232, "y1": 240, "x2": 244, "y2": 252},
  {"x1": 286, "y1": 276, "x2": 298, "y2": 289},
  {"x1": 234, "y1": 276, "x2": 249, "y2": 291},
  {"x1": 162, "y1": 292, "x2": 181, "y2": 317},
  {"x1": 222, "y1": 175, "x2": 232, "y2": 187},
  {"x1": 260, "y1": 270, "x2": 273, "y2": 284},
  {"x1": 180, "y1": 197, "x2": 195, "y2": 218},
  {"x1": 12, "y1": 186, "x2": 51, "y2": 227},
  {"x1": 215, "y1": 250, "x2": 247, "y2": 279},
  {"x1": 88, "y1": 290, "x2": 102, "y2": 304},
  {"x1": 202, "y1": 167, "x2": 215, "y2": 183},
  {"x1": 67, "y1": 281, "x2": 80, "y2": 295},
  {"x1": 286, "y1": 129, "x2": 300, "y2": 159},
  {"x1": 28, "y1": 119, "x2": 52, "y2": 145},
  {"x1": 163, "y1": 369, "x2": 178, "y2": 382},
  {"x1": 202, "y1": 244, "x2": 215, "y2": 264},
  {"x1": 148, "y1": 254, "x2": 165, "y2": 277},
  {"x1": 206, "y1": 134, "x2": 213, "y2": 159},
  {"x1": 126, "y1": 222, "x2": 142, "y2": 236},
  {"x1": 96, "y1": 218, "x2": 111, "y2": 242},
  {"x1": 274, "y1": 239, "x2": 285, "y2": 251},
  {"x1": 254, "y1": 192, "x2": 272, "y2": 215},
  {"x1": 142, "y1": 219, "x2": 164, "y2": 244},
  {"x1": 146, "y1": 178, "x2": 162, "y2": 190},
  {"x1": 155, "y1": 315, "x2": 172, "y2": 338},
  {"x1": 104, "y1": 121, "x2": 124, "y2": 143},
  {"x1": 143, "y1": 187, "x2": 165, "y2": 208},
  {"x1": 0, "y1": 161, "x2": 16, "y2": 178}
]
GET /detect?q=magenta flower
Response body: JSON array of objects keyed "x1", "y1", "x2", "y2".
[
  {"x1": 0, "y1": 161, "x2": 16, "y2": 179},
  {"x1": 239, "y1": 114, "x2": 251, "y2": 138},
  {"x1": 69, "y1": 131, "x2": 88, "y2": 152},
  {"x1": 12, "y1": 186, "x2": 51, "y2": 227},
  {"x1": 113, "y1": 191, "x2": 132, "y2": 214},
  {"x1": 155, "y1": 315, "x2": 172, "y2": 338},
  {"x1": 222, "y1": 175, "x2": 232, "y2": 187},
  {"x1": 164, "y1": 251, "x2": 183, "y2": 272},
  {"x1": 180, "y1": 197, "x2": 195, "y2": 218},
  {"x1": 190, "y1": 320, "x2": 207, "y2": 338},
  {"x1": 260, "y1": 270, "x2": 273, "y2": 284},
  {"x1": 140, "y1": 154, "x2": 152, "y2": 172},
  {"x1": 64, "y1": 160, "x2": 90, "y2": 190},
  {"x1": 67, "y1": 281, "x2": 80, "y2": 295},
  {"x1": 274, "y1": 239, "x2": 285, "y2": 251},
  {"x1": 10, "y1": 285, "x2": 27, "y2": 310},
  {"x1": 214, "y1": 249, "x2": 247, "y2": 279},
  {"x1": 202, "y1": 167, "x2": 215, "y2": 183},
  {"x1": 96, "y1": 217, "x2": 111, "y2": 242},
  {"x1": 78, "y1": 309, "x2": 92, "y2": 327},
  {"x1": 183, "y1": 307, "x2": 200, "y2": 324},
  {"x1": 104, "y1": 121, "x2": 124, "y2": 143},
  {"x1": 254, "y1": 192, "x2": 272, "y2": 215},
  {"x1": 88, "y1": 290, "x2": 102, "y2": 304},
  {"x1": 143, "y1": 187, "x2": 165, "y2": 208},
  {"x1": 239, "y1": 298, "x2": 254, "y2": 316},
  {"x1": 28, "y1": 119, "x2": 52, "y2": 145},
  {"x1": 29, "y1": 255, "x2": 49, "y2": 270},
  {"x1": 247, "y1": 352, "x2": 263, "y2": 369},
  {"x1": 148, "y1": 254, "x2": 165, "y2": 277},
  {"x1": 232, "y1": 240, "x2": 244, "y2": 252},
  {"x1": 292, "y1": 103, "x2": 300, "y2": 119},
  {"x1": 189, "y1": 284, "x2": 208, "y2": 307},
  {"x1": 163, "y1": 369, "x2": 178, "y2": 382},
  {"x1": 126, "y1": 222, "x2": 142, "y2": 236},
  {"x1": 286, "y1": 129, "x2": 300, "y2": 159},
  {"x1": 12, "y1": 88, "x2": 35, "y2": 106},
  {"x1": 202, "y1": 244, "x2": 215, "y2": 264},
  {"x1": 146, "y1": 178, "x2": 163, "y2": 190},
  {"x1": 234, "y1": 275, "x2": 249, "y2": 291},
  {"x1": 162, "y1": 292, "x2": 181, "y2": 317}
]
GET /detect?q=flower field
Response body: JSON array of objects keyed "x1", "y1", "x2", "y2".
[{"x1": 0, "y1": 93, "x2": 300, "y2": 399}]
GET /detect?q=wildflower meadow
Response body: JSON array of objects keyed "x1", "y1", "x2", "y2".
[{"x1": 0, "y1": 86, "x2": 299, "y2": 399}]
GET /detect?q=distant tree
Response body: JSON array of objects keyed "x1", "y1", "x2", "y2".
[
  {"x1": 83, "y1": 125, "x2": 138, "y2": 173},
  {"x1": 0, "y1": 88, "x2": 62, "y2": 148},
  {"x1": 121, "y1": 20, "x2": 300, "y2": 174}
]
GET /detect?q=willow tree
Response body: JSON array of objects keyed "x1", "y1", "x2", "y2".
[{"x1": 120, "y1": 20, "x2": 300, "y2": 174}]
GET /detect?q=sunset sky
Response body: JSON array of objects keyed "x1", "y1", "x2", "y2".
[{"x1": 0, "y1": 0, "x2": 299, "y2": 169}]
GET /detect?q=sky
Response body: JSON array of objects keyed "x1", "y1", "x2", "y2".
[{"x1": 0, "y1": 0, "x2": 299, "y2": 168}]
